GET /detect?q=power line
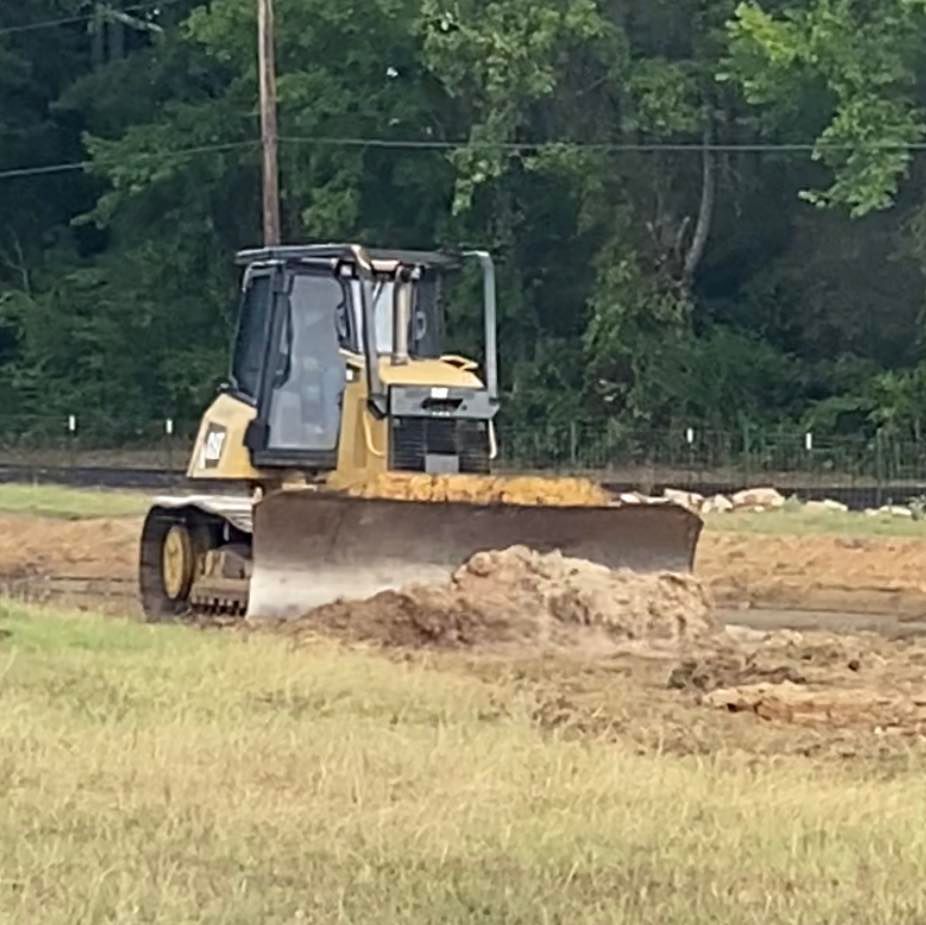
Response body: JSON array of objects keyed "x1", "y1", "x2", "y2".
[
  {"x1": 0, "y1": 139, "x2": 259, "y2": 181},
  {"x1": 281, "y1": 135, "x2": 926, "y2": 154},
  {"x1": 0, "y1": 0, "x2": 187, "y2": 37},
  {"x1": 3, "y1": 134, "x2": 926, "y2": 182}
]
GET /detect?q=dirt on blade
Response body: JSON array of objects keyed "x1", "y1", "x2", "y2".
[{"x1": 326, "y1": 471, "x2": 615, "y2": 506}]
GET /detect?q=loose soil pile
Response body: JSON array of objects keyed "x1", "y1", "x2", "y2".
[
  {"x1": 286, "y1": 545, "x2": 718, "y2": 653},
  {"x1": 326, "y1": 472, "x2": 615, "y2": 506}
]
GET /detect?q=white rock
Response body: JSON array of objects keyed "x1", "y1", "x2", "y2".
[
  {"x1": 662, "y1": 487, "x2": 704, "y2": 512},
  {"x1": 623, "y1": 494, "x2": 670, "y2": 506},
  {"x1": 731, "y1": 486, "x2": 786, "y2": 510},
  {"x1": 701, "y1": 493, "x2": 734, "y2": 515},
  {"x1": 879, "y1": 505, "x2": 913, "y2": 518},
  {"x1": 805, "y1": 498, "x2": 849, "y2": 514}
]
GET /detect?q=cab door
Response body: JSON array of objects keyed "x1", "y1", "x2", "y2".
[{"x1": 248, "y1": 269, "x2": 349, "y2": 469}]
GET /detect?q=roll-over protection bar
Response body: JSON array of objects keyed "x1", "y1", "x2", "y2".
[{"x1": 342, "y1": 244, "x2": 500, "y2": 418}]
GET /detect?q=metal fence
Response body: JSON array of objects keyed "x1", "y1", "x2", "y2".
[
  {"x1": 495, "y1": 422, "x2": 926, "y2": 509},
  {"x1": 0, "y1": 413, "x2": 924, "y2": 508}
]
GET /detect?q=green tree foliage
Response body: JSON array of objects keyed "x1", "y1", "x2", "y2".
[
  {"x1": 726, "y1": 0, "x2": 926, "y2": 216},
  {"x1": 3, "y1": 0, "x2": 926, "y2": 441}
]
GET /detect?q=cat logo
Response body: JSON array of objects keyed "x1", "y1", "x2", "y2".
[{"x1": 199, "y1": 424, "x2": 227, "y2": 470}]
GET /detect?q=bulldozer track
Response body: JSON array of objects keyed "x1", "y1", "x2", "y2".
[{"x1": 0, "y1": 574, "x2": 244, "y2": 625}]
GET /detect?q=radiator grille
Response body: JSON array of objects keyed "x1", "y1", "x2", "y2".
[{"x1": 389, "y1": 417, "x2": 490, "y2": 474}]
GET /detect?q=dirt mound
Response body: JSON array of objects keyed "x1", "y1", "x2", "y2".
[
  {"x1": 288, "y1": 545, "x2": 718, "y2": 652},
  {"x1": 326, "y1": 472, "x2": 615, "y2": 507}
]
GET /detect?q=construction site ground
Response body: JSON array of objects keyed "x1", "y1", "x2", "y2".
[
  {"x1": 8, "y1": 487, "x2": 926, "y2": 920},
  {"x1": 0, "y1": 486, "x2": 925, "y2": 762},
  {"x1": 2, "y1": 498, "x2": 925, "y2": 623}
]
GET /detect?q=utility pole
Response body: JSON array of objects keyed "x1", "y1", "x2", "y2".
[
  {"x1": 92, "y1": 3, "x2": 105, "y2": 69},
  {"x1": 257, "y1": 0, "x2": 281, "y2": 246},
  {"x1": 109, "y1": 0, "x2": 125, "y2": 60}
]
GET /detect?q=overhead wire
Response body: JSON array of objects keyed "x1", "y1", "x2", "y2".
[
  {"x1": 3, "y1": 134, "x2": 926, "y2": 182},
  {"x1": 1, "y1": 7, "x2": 921, "y2": 174},
  {"x1": 0, "y1": 0, "x2": 187, "y2": 37},
  {"x1": 280, "y1": 135, "x2": 926, "y2": 154},
  {"x1": 0, "y1": 139, "x2": 260, "y2": 182}
]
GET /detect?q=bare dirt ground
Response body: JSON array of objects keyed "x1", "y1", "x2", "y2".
[
  {"x1": 273, "y1": 546, "x2": 926, "y2": 760},
  {"x1": 0, "y1": 512, "x2": 922, "y2": 619},
  {"x1": 0, "y1": 514, "x2": 137, "y2": 580},
  {"x1": 4, "y1": 510, "x2": 926, "y2": 760},
  {"x1": 700, "y1": 531, "x2": 926, "y2": 617}
]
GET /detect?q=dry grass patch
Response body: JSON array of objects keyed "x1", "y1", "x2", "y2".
[{"x1": 2, "y1": 605, "x2": 926, "y2": 923}]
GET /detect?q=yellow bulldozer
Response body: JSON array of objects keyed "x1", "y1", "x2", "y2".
[{"x1": 139, "y1": 243, "x2": 702, "y2": 620}]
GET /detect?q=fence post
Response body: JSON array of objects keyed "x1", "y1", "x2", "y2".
[
  {"x1": 685, "y1": 427, "x2": 695, "y2": 488},
  {"x1": 569, "y1": 421, "x2": 578, "y2": 470},
  {"x1": 741, "y1": 420, "x2": 751, "y2": 488},
  {"x1": 875, "y1": 430, "x2": 884, "y2": 508},
  {"x1": 67, "y1": 414, "x2": 77, "y2": 468},
  {"x1": 165, "y1": 418, "x2": 174, "y2": 472}
]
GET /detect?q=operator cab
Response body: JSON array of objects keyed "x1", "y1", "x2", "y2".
[{"x1": 226, "y1": 244, "x2": 498, "y2": 473}]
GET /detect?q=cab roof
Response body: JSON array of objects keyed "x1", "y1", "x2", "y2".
[{"x1": 235, "y1": 243, "x2": 462, "y2": 270}]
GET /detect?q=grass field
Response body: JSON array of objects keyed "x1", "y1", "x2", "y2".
[
  {"x1": 0, "y1": 483, "x2": 147, "y2": 519},
  {"x1": 2, "y1": 604, "x2": 926, "y2": 924}
]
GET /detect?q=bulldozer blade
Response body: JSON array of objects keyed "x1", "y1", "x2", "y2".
[{"x1": 246, "y1": 491, "x2": 703, "y2": 621}]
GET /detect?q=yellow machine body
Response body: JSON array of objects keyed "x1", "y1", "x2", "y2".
[{"x1": 185, "y1": 355, "x2": 484, "y2": 486}]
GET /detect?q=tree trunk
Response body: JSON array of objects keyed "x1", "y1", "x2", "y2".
[{"x1": 683, "y1": 117, "x2": 715, "y2": 286}]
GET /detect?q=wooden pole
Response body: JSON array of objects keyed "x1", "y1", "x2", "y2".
[
  {"x1": 92, "y1": 3, "x2": 105, "y2": 69},
  {"x1": 257, "y1": 0, "x2": 281, "y2": 246},
  {"x1": 109, "y1": 0, "x2": 125, "y2": 59}
]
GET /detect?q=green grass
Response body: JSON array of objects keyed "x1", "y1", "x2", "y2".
[
  {"x1": 3, "y1": 605, "x2": 926, "y2": 923},
  {"x1": 705, "y1": 506, "x2": 926, "y2": 538},
  {"x1": 0, "y1": 483, "x2": 147, "y2": 519}
]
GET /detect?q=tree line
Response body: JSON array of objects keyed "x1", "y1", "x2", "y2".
[{"x1": 3, "y1": 0, "x2": 926, "y2": 443}]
